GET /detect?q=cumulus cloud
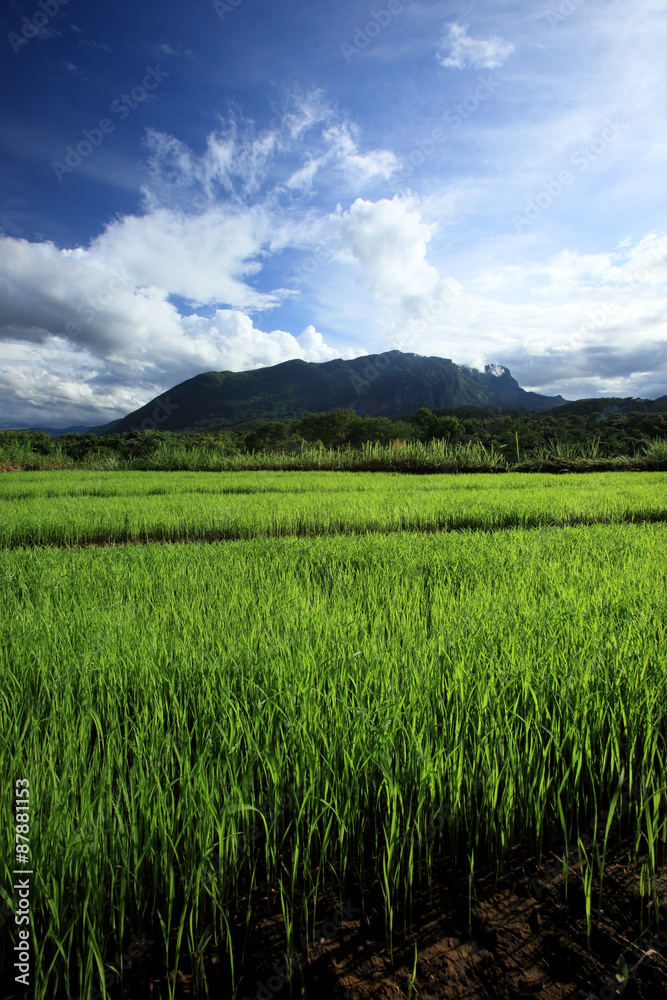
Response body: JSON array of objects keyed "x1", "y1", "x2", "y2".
[
  {"x1": 0, "y1": 291, "x2": 362, "y2": 429},
  {"x1": 2, "y1": 72, "x2": 666, "y2": 430},
  {"x1": 438, "y1": 23, "x2": 515, "y2": 70},
  {"x1": 336, "y1": 195, "x2": 439, "y2": 301},
  {"x1": 0, "y1": 353, "x2": 147, "y2": 431},
  {"x1": 3, "y1": 216, "x2": 666, "y2": 425},
  {"x1": 87, "y1": 206, "x2": 279, "y2": 310},
  {"x1": 386, "y1": 232, "x2": 667, "y2": 400},
  {"x1": 296, "y1": 190, "x2": 667, "y2": 399},
  {"x1": 0, "y1": 232, "x2": 364, "y2": 428},
  {"x1": 325, "y1": 195, "x2": 462, "y2": 342},
  {"x1": 0, "y1": 92, "x2": 395, "y2": 427}
]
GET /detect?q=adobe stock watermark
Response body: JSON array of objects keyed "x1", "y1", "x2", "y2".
[
  {"x1": 8, "y1": 0, "x2": 70, "y2": 55},
  {"x1": 568, "y1": 237, "x2": 667, "y2": 342},
  {"x1": 349, "y1": 279, "x2": 463, "y2": 395},
  {"x1": 127, "y1": 395, "x2": 179, "y2": 434},
  {"x1": 340, "y1": 1, "x2": 403, "y2": 63},
  {"x1": 406, "y1": 278, "x2": 464, "y2": 334},
  {"x1": 512, "y1": 118, "x2": 626, "y2": 232},
  {"x1": 543, "y1": 0, "x2": 585, "y2": 30},
  {"x1": 243, "y1": 899, "x2": 361, "y2": 1000},
  {"x1": 349, "y1": 349, "x2": 402, "y2": 395},
  {"x1": 396, "y1": 75, "x2": 501, "y2": 179},
  {"x1": 123, "y1": 393, "x2": 179, "y2": 459},
  {"x1": 68, "y1": 930, "x2": 155, "y2": 1000},
  {"x1": 64, "y1": 268, "x2": 132, "y2": 340},
  {"x1": 595, "y1": 930, "x2": 667, "y2": 998},
  {"x1": 213, "y1": 0, "x2": 247, "y2": 21},
  {"x1": 281, "y1": 241, "x2": 339, "y2": 288},
  {"x1": 51, "y1": 66, "x2": 169, "y2": 182}
]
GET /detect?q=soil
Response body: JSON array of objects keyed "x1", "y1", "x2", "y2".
[
  {"x1": 23, "y1": 834, "x2": 663, "y2": 1000},
  {"x1": 2, "y1": 460, "x2": 667, "y2": 475}
]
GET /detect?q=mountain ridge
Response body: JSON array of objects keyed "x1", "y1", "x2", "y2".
[{"x1": 104, "y1": 351, "x2": 569, "y2": 434}]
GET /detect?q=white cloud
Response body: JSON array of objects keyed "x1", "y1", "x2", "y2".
[
  {"x1": 297, "y1": 191, "x2": 667, "y2": 399},
  {"x1": 2, "y1": 216, "x2": 666, "y2": 426},
  {"x1": 295, "y1": 324, "x2": 360, "y2": 363},
  {"x1": 336, "y1": 195, "x2": 440, "y2": 304},
  {"x1": 284, "y1": 126, "x2": 398, "y2": 192},
  {"x1": 176, "y1": 312, "x2": 362, "y2": 373},
  {"x1": 438, "y1": 23, "x2": 515, "y2": 70},
  {"x1": 322, "y1": 124, "x2": 398, "y2": 185},
  {"x1": 0, "y1": 92, "x2": 397, "y2": 427},
  {"x1": 141, "y1": 93, "x2": 396, "y2": 209},
  {"x1": 0, "y1": 298, "x2": 363, "y2": 429},
  {"x1": 387, "y1": 233, "x2": 667, "y2": 399},
  {"x1": 285, "y1": 158, "x2": 323, "y2": 191},
  {"x1": 318, "y1": 196, "x2": 462, "y2": 348},
  {"x1": 282, "y1": 123, "x2": 398, "y2": 192},
  {"x1": 87, "y1": 206, "x2": 279, "y2": 310},
  {"x1": 3, "y1": 52, "x2": 667, "y2": 433},
  {"x1": 0, "y1": 232, "x2": 365, "y2": 427}
]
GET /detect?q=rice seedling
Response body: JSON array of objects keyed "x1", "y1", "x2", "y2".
[
  {"x1": 407, "y1": 941, "x2": 418, "y2": 998},
  {"x1": 576, "y1": 836, "x2": 594, "y2": 948}
]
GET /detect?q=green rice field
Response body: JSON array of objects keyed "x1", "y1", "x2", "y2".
[
  {"x1": 1, "y1": 470, "x2": 666, "y2": 546},
  {"x1": 1, "y1": 470, "x2": 666, "y2": 998}
]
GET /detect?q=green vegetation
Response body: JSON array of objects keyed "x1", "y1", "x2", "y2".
[
  {"x1": 1, "y1": 509, "x2": 666, "y2": 997},
  {"x1": 2, "y1": 428, "x2": 667, "y2": 477},
  {"x1": 3, "y1": 401, "x2": 667, "y2": 474},
  {"x1": 244, "y1": 401, "x2": 667, "y2": 457},
  {"x1": 2, "y1": 470, "x2": 666, "y2": 997},
  {"x1": 1, "y1": 470, "x2": 666, "y2": 546},
  {"x1": 103, "y1": 351, "x2": 566, "y2": 434}
]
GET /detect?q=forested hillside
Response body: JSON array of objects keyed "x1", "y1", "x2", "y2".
[{"x1": 3, "y1": 401, "x2": 667, "y2": 472}]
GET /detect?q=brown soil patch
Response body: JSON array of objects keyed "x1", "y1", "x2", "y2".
[{"x1": 27, "y1": 836, "x2": 665, "y2": 1000}]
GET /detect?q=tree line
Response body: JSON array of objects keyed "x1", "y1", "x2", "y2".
[{"x1": 2, "y1": 404, "x2": 667, "y2": 463}]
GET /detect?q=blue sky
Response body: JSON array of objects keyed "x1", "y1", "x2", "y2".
[{"x1": 1, "y1": 0, "x2": 666, "y2": 428}]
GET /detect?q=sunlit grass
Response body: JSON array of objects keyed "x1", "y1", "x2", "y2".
[
  {"x1": 1, "y1": 520, "x2": 666, "y2": 997},
  {"x1": 2, "y1": 435, "x2": 665, "y2": 473},
  {"x1": 0, "y1": 470, "x2": 666, "y2": 546}
]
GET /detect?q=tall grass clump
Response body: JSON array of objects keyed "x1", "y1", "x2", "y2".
[
  {"x1": 4, "y1": 433, "x2": 664, "y2": 473},
  {"x1": 642, "y1": 437, "x2": 667, "y2": 461}
]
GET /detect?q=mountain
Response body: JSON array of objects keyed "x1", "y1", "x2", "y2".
[
  {"x1": 87, "y1": 418, "x2": 123, "y2": 435},
  {"x1": 548, "y1": 396, "x2": 667, "y2": 417},
  {"x1": 22, "y1": 423, "x2": 96, "y2": 437},
  {"x1": 105, "y1": 352, "x2": 568, "y2": 435}
]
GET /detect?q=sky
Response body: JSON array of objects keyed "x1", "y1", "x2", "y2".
[{"x1": 1, "y1": 0, "x2": 666, "y2": 429}]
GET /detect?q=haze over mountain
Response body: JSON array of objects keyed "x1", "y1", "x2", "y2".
[{"x1": 104, "y1": 352, "x2": 567, "y2": 435}]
